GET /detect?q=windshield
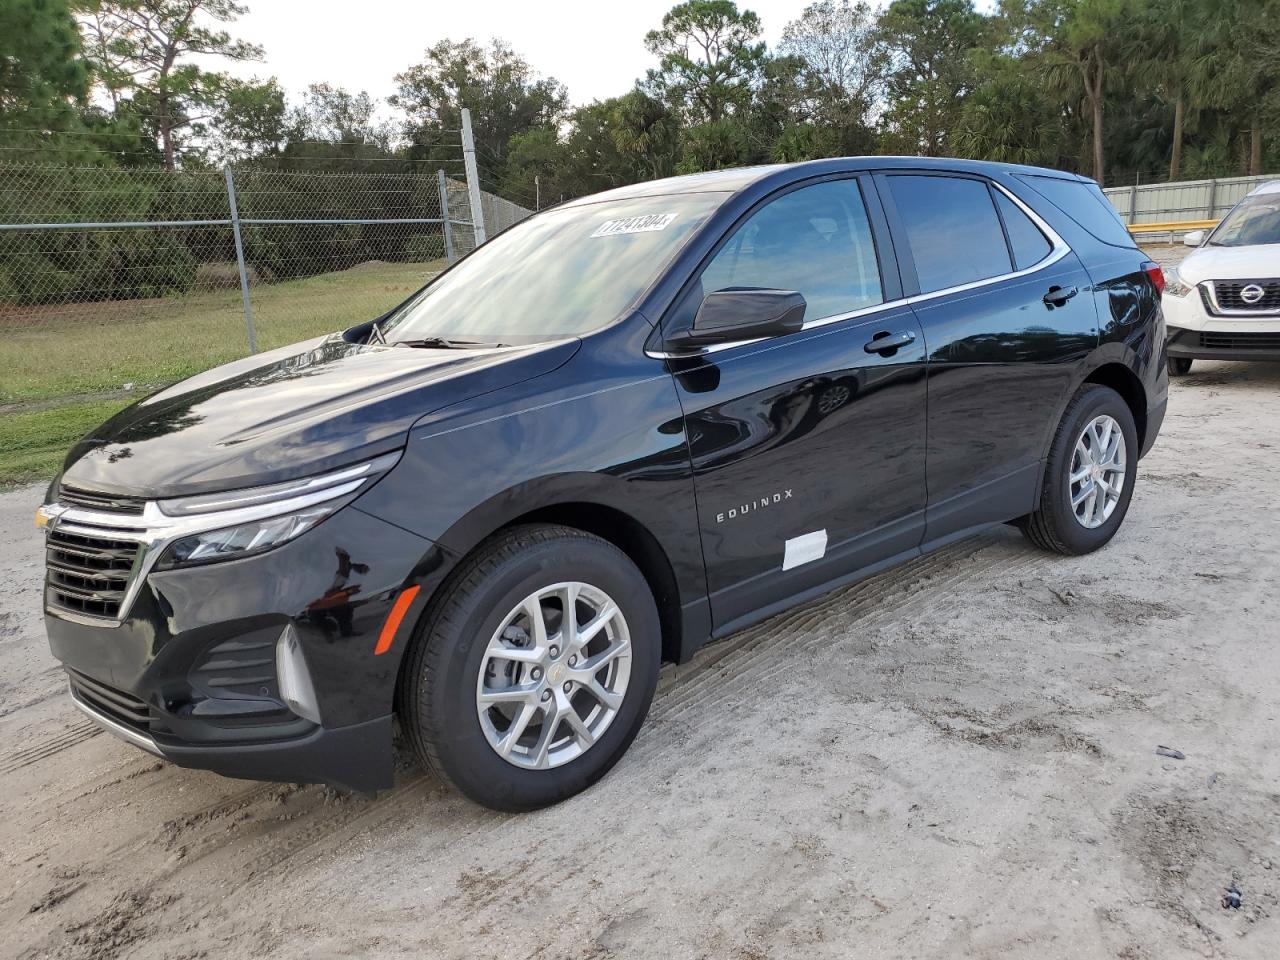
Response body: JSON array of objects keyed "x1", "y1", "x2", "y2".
[
  {"x1": 1210, "y1": 193, "x2": 1280, "y2": 247},
  {"x1": 383, "y1": 192, "x2": 727, "y2": 343}
]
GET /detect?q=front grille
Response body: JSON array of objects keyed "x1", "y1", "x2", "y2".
[
  {"x1": 46, "y1": 527, "x2": 141, "y2": 619},
  {"x1": 68, "y1": 669, "x2": 151, "y2": 732},
  {"x1": 1200, "y1": 330, "x2": 1280, "y2": 350},
  {"x1": 58, "y1": 485, "x2": 146, "y2": 516},
  {"x1": 1212, "y1": 279, "x2": 1280, "y2": 312}
]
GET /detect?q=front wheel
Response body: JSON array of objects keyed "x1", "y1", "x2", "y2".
[
  {"x1": 1168, "y1": 356, "x2": 1193, "y2": 376},
  {"x1": 1017, "y1": 384, "x2": 1139, "y2": 555},
  {"x1": 398, "y1": 524, "x2": 660, "y2": 811}
]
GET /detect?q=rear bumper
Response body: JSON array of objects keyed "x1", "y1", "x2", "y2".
[{"x1": 1141, "y1": 396, "x2": 1167, "y2": 459}]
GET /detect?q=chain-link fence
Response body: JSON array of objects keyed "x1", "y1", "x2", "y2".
[{"x1": 0, "y1": 161, "x2": 530, "y2": 416}]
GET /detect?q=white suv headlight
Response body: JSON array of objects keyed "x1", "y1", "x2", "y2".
[{"x1": 1164, "y1": 267, "x2": 1194, "y2": 298}]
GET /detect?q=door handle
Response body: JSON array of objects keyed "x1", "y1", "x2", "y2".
[
  {"x1": 1043, "y1": 285, "x2": 1078, "y2": 306},
  {"x1": 863, "y1": 330, "x2": 916, "y2": 355}
]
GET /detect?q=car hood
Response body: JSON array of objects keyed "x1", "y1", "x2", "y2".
[
  {"x1": 1177, "y1": 243, "x2": 1280, "y2": 284},
  {"x1": 58, "y1": 334, "x2": 580, "y2": 499}
]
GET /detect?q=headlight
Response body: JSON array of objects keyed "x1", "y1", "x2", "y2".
[
  {"x1": 157, "y1": 507, "x2": 332, "y2": 569},
  {"x1": 157, "y1": 452, "x2": 399, "y2": 516},
  {"x1": 153, "y1": 451, "x2": 400, "y2": 569},
  {"x1": 1164, "y1": 267, "x2": 1194, "y2": 298}
]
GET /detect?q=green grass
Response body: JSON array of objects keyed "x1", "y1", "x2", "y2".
[
  {"x1": 0, "y1": 260, "x2": 442, "y2": 487},
  {"x1": 0, "y1": 398, "x2": 135, "y2": 488}
]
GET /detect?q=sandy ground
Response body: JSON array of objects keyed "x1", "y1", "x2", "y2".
[{"x1": 3, "y1": 260, "x2": 1279, "y2": 958}]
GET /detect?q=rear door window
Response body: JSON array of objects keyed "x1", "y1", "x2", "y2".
[
  {"x1": 995, "y1": 191, "x2": 1053, "y2": 270},
  {"x1": 886, "y1": 175, "x2": 1011, "y2": 293}
]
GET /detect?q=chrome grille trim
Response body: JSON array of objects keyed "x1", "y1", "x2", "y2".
[
  {"x1": 1205, "y1": 279, "x2": 1280, "y2": 316},
  {"x1": 58, "y1": 485, "x2": 146, "y2": 515},
  {"x1": 45, "y1": 527, "x2": 143, "y2": 620},
  {"x1": 43, "y1": 476, "x2": 380, "y2": 624}
]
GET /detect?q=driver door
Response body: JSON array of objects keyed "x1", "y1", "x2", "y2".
[{"x1": 663, "y1": 176, "x2": 928, "y2": 631}]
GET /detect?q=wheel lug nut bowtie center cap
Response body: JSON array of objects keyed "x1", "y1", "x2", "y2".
[{"x1": 547, "y1": 663, "x2": 567, "y2": 685}]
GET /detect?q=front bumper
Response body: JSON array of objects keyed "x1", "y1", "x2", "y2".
[
  {"x1": 68, "y1": 673, "x2": 394, "y2": 792},
  {"x1": 1167, "y1": 325, "x2": 1280, "y2": 361},
  {"x1": 1163, "y1": 287, "x2": 1280, "y2": 361},
  {"x1": 43, "y1": 503, "x2": 446, "y2": 792}
]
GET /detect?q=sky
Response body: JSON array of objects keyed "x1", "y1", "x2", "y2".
[{"x1": 206, "y1": 0, "x2": 887, "y2": 114}]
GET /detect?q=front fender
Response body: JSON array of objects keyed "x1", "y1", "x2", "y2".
[{"x1": 355, "y1": 330, "x2": 706, "y2": 639}]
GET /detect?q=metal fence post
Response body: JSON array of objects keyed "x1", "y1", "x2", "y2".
[
  {"x1": 1127, "y1": 180, "x2": 1138, "y2": 224},
  {"x1": 460, "y1": 108, "x2": 487, "y2": 248},
  {"x1": 223, "y1": 165, "x2": 258, "y2": 354},
  {"x1": 1207, "y1": 178, "x2": 1218, "y2": 220},
  {"x1": 437, "y1": 168, "x2": 455, "y2": 264}
]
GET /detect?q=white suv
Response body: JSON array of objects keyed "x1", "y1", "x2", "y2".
[{"x1": 1163, "y1": 180, "x2": 1280, "y2": 375}]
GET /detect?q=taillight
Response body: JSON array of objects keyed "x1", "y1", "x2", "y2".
[{"x1": 1143, "y1": 262, "x2": 1165, "y2": 295}]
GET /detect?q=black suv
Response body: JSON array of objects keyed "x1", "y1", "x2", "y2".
[{"x1": 39, "y1": 158, "x2": 1167, "y2": 811}]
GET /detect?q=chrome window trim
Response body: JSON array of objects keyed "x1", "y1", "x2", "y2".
[
  {"x1": 1204, "y1": 280, "x2": 1280, "y2": 317},
  {"x1": 647, "y1": 179, "x2": 1070, "y2": 359}
]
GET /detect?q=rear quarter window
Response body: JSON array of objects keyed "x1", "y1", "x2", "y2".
[
  {"x1": 1018, "y1": 175, "x2": 1136, "y2": 249},
  {"x1": 994, "y1": 191, "x2": 1052, "y2": 270}
]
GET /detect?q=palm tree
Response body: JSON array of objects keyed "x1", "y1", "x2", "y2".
[
  {"x1": 1192, "y1": 0, "x2": 1278, "y2": 175},
  {"x1": 1124, "y1": 0, "x2": 1205, "y2": 181},
  {"x1": 1039, "y1": 0, "x2": 1129, "y2": 183}
]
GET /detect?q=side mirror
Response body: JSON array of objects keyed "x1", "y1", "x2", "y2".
[
  {"x1": 665, "y1": 288, "x2": 806, "y2": 350},
  {"x1": 1183, "y1": 229, "x2": 1205, "y2": 247}
]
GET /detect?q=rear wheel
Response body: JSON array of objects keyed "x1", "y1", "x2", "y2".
[
  {"x1": 398, "y1": 524, "x2": 660, "y2": 811},
  {"x1": 1017, "y1": 384, "x2": 1138, "y2": 555},
  {"x1": 1168, "y1": 356, "x2": 1193, "y2": 376}
]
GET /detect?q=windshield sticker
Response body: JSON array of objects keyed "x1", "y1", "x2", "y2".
[{"x1": 591, "y1": 213, "x2": 677, "y2": 238}]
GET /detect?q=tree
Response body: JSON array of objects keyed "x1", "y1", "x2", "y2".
[
  {"x1": 211, "y1": 77, "x2": 288, "y2": 162},
  {"x1": 779, "y1": 0, "x2": 885, "y2": 147},
  {"x1": 0, "y1": 0, "x2": 92, "y2": 160},
  {"x1": 80, "y1": 0, "x2": 263, "y2": 170},
  {"x1": 609, "y1": 89, "x2": 681, "y2": 181},
  {"x1": 391, "y1": 38, "x2": 567, "y2": 190},
  {"x1": 1123, "y1": 0, "x2": 1206, "y2": 180},
  {"x1": 876, "y1": 0, "x2": 988, "y2": 156},
  {"x1": 955, "y1": 51, "x2": 1065, "y2": 166},
  {"x1": 644, "y1": 1, "x2": 768, "y2": 124},
  {"x1": 1026, "y1": 0, "x2": 1128, "y2": 183},
  {"x1": 292, "y1": 83, "x2": 389, "y2": 147},
  {"x1": 1196, "y1": 0, "x2": 1280, "y2": 175}
]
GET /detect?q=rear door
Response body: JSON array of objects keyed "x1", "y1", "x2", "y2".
[
  {"x1": 662, "y1": 175, "x2": 928, "y2": 631},
  {"x1": 875, "y1": 172, "x2": 1099, "y2": 543}
]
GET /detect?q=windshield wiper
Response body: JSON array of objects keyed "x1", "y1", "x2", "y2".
[
  {"x1": 368, "y1": 319, "x2": 388, "y2": 345},
  {"x1": 393, "y1": 337, "x2": 508, "y2": 349}
]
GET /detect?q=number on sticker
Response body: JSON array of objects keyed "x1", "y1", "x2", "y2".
[{"x1": 591, "y1": 213, "x2": 677, "y2": 238}]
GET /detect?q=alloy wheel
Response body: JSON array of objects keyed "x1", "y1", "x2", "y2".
[
  {"x1": 1068, "y1": 414, "x2": 1127, "y2": 529},
  {"x1": 476, "y1": 582, "x2": 631, "y2": 769}
]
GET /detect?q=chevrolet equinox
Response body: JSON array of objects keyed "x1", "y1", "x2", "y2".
[{"x1": 39, "y1": 158, "x2": 1168, "y2": 811}]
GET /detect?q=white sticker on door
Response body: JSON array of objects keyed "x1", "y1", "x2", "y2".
[
  {"x1": 591, "y1": 213, "x2": 677, "y2": 238},
  {"x1": 782, "y1": 529, "x2": 827, "y2": 571}
]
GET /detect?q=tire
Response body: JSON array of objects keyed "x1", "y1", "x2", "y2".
[
  {"x1": 1017, "y1": 384, "x2": 1139, "y2": 556},
  {"x1": 398, "y1": 524, "x2": 660, "y2": 811},
  {"x1": 1168, "y1": 356, "x2": 1193, "y2": 376}
]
